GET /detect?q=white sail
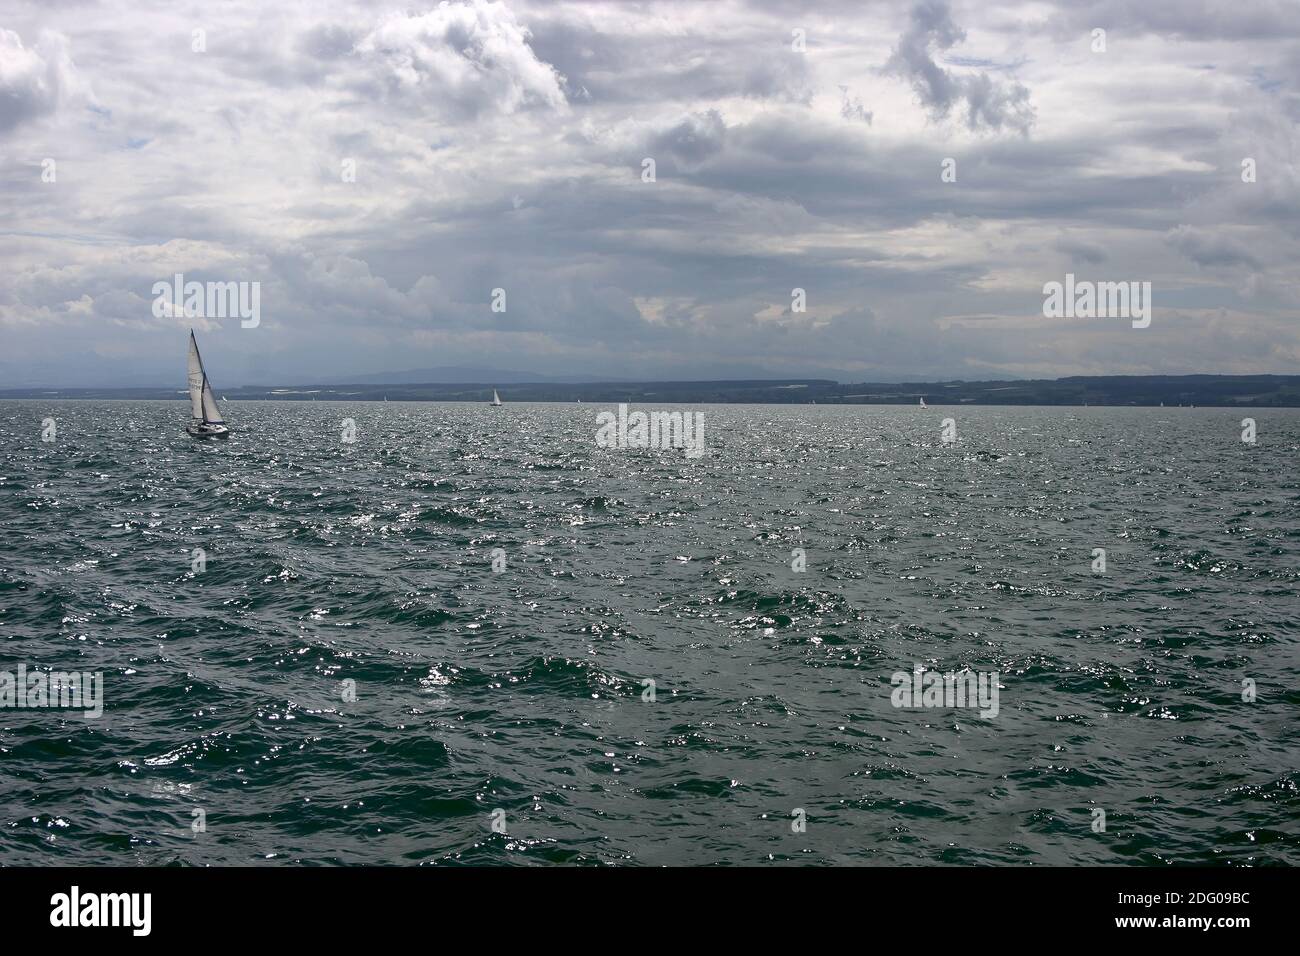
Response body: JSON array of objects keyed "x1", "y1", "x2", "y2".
[
  {"x1": 187, "y1": 332, "x2": 205, "y2": 419},
  {"x1": 201, "y1": 379, "x2": 224, "y2": 423},
  {"x1": 188, "y1": 331, "x2": 225, "y2": 423},
  {"x1": 491, "y1": 389, "x2": 502, "y2": 406}
]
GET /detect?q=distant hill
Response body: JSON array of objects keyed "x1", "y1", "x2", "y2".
[
  {"x1": 5, "y1": 375, "x2": 1300, "y2": 406},
  {"x1": 335, "y1": 366, "x2": 618, "y2": 385}
]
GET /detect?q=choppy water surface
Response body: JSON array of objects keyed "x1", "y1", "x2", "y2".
[{"x1": 1, "y1": 400, "x2": 1297, "y2": 865}]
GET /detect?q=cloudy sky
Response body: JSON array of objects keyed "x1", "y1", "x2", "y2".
[{"x1": 1, "y1": 0, "x2": 1297, "y2": 387}]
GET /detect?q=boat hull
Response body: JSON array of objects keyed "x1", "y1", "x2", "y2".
[{"x1": 186, "y1": 423, "x2": 230, "y2": 439}]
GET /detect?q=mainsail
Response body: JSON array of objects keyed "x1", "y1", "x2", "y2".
[
  {"x1": 187, "y1": 331, "x2": 225, "y2": 424},
  {"x1": 187, "y1": 333, "x2": 204, "y2": 419}
]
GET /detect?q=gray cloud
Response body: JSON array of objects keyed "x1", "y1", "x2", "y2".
[
  {"x1": 0, "y1": 28, "x2": 83, "y2": 131},
  {"x1": 1165, "y1": 225, "x2": 1264, "y2": 270},
  {"x1": 526, "y1": 11, "x2": 814, "y2": 107},
  {"x1": 884, "y1": 0, "x2": 1034, "y2": 134},
  {"x1": 839, "y1": 86, "x2": 873, "y2": 124},
  {"x1": 1039, "y1": 0, "x2": 1300, "y2": 42},
  {"x1": 651, "y1": 110, "x2": 727, "y2": 166},
  {"x1": 1056, "y1": 236, "x2": 1109, "y2": 265}
]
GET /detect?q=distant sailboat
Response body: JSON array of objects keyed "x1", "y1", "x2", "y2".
[
  {"x1": 490, "y1": 389, "x2": 503, "y2": 407},
  {"x1": 919, "y1": 397, "x2": 927, "y2": 408},
  {"x1": 185, "y1": 330, "x2": 229, "y2": 438}
]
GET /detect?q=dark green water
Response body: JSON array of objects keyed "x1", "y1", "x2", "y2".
[{"x1": 1, "y1": 400, "x2": 1296, "y2": 865}]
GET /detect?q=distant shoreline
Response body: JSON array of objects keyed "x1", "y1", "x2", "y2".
[{"x1": 3, "y1": 374, "x2": 1300, "y2": 407}]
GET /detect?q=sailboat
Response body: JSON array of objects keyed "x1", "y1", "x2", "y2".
[
  {"x1": 919, "y1": 397, "x2": 927, "y2": 408},
  {"x1": 489, "y1": 389, "x2": 503, "y2": 407},
  {"x1": 185, "y1": 330, "x2": 229, "y2": 438}
]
